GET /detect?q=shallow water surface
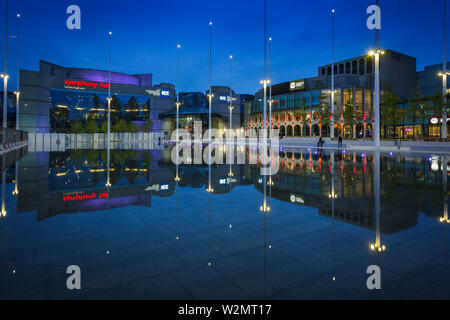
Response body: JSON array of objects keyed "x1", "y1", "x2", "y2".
[{"x1": 0, "y1": 147, "x2": 448, "y2": 299}]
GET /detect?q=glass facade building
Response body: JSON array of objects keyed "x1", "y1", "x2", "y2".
[{"x1": 49, "y1": 89, "x2": 151, "y2": 133}]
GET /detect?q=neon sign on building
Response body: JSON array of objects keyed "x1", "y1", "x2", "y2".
[
  {"x1": 63, "y1": 192, "x2": 108, "y2": 202},
  {"x1": 64, "y1": 80, "x2": 110, "y2": 90}
]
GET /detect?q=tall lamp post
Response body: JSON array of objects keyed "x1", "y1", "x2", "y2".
[
  {"x1": 2, "y1": 0, "x2": 9, "y2": 136},
  {"x1": 15, "y1": 13, "x2": 20, "y2": 130},
  {"x1": 176, "y1": 44, "x2": 181, "y2": 141},
  {"x1": 106, "y1": 31, "x2": 112, "y2": 187},
  {"x1": 269, "y1": 37, "x2": 272, "y2": 132},
  {"x1": 330, "y1": 9, "x2": 335, "y2": 139},
  {"x1": 175, "y1": 44, "x2": 181, "y2": 182},
  {"x1": 229, "y1": 55, "x2": 233, "y2": 140},
  {"x1": 442, "y1": 0, "x2": 448, "y2": 140},
  {"x1": 370, "y1": 0, "x2": 383, "y2": 149},
  {"x1": 208, "y1": 21, "x2": 213, "y2": 141}
]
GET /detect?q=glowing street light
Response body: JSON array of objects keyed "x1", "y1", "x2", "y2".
[{"x1": 368, "y1": 49, "x2": 385, "y2": 148}]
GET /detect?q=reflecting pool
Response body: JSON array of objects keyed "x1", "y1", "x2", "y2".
[{"x1": 0, "y1": 146, "x2": 449, "y2": 299}]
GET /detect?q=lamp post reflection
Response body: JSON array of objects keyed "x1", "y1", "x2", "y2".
[
  {"x1": 370, "y1": 150, "x2": 386, "y2": 253},
  {"x1": 440, "y1": 156, "x2": 449, "y2": 224},
  {"x1": 329, "y1": 151, "x2": 336, "y2": 282}
]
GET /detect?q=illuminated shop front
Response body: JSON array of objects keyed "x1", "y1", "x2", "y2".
[{"x1": 245, "y1": 50, "x2": 419, "y2": 139}]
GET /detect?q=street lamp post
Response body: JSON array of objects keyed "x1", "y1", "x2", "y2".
[
  {"x1": 442, "y1": 0, "x2": 447, "y2": 140},
  {"x1": 15, "y1": 13, "x2": 20, "y2": 130},
  {"x1": 369, "y1": 49, "x2": 384, "y2": 148},
  {"x1": 3, "y1": 0, "x2": 8, "y2": 135},
  {"x1": 176, "y1": 44, "x2": 181, "y2": 141},
  {"x1": 208, "y1": 21, "x2": 213, "y2": 141},
  {"x1": 330, "y1": 9, "x2": 335, "y2": 139},
  {"x1": 269, "y1": 37, "x2": 272, "y2": 133},
  {"x1": 373, "y1": 0, "x2": 381, "y2": 148},
  {"x1": 229, "y1": 55, "x2": 233, "y2": 140},
  {"x1": 106, "y1": 31, "x2": 112, "y2": 187}
]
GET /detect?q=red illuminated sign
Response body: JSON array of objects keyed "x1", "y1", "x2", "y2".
[
  {"x1": 64, "y1": 80, "x2": 109, "y2": 90},
  {"x1": 63, "y1": 192, "x2": 108, "y2": 202}
]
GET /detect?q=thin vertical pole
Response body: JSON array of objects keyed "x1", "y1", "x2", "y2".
[
  {"x1": 331, "y1": 9, "x2": 335, "y2": 139},
  {"x1": 3, "y1": 0, "x2": 9, "y2": 130},
  {"x1": 374, "y1": 52, "x2": 380, "y2": 148},
  {"x1": 106, "y1": 32, "x2": 111, "y2": 187},
  {"x1": 209, "y1": 22, "x2": 212, "y2": 141},
  {"x1": 374, "y1": 150, "x2": 381, "y2": 246},
  {"x1": 229, "y1": 55, "x2": 233, "y2": 136},
  {"x1": 16, "y1": 13, "x2": 20, "y2": 130},
  {"x1": 443, "y1": 0, "x2": 447, "y2": 140},
  {"x1": 176, "y1": 44, "x2": 180, "y2": 140},
  {"x1": 263, "y1": 0, "x2": 267, "y2": 144},
  {"x1": 269, "y1": 37, "x2": 272, "y2": 132}
]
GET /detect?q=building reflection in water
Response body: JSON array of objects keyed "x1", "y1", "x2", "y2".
[
  {"x1": 0, "y1": 144, "x2": 449, "y2": 299},
  {"x1": 9, "y1": 146, "x2": 448, "y2": 240}
]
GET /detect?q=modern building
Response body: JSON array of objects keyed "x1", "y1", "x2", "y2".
[
  {"x1": 0, "y1": 91, "x2": 18, "y2": 128},
  {"x1": 159, "y1": 86, "x2": 253, "y2": 135},
  {"x1": 245, "y1": 50, "x2": 418, "y2": 139},
  {"x1": 417, "y1": 62, "x2": 450, "y2": 138},
  {"x1": 19, "y1": 60, "x2": 176, "y2": 134}
]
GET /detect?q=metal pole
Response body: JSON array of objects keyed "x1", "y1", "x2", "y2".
[
  {"x1": 374, "y1": 52, "x2": 380, "y2": 148},
  {"x1": 374, "y1": 0, "x2": 380, "y2": 148},
  {"x1": 443, "y1": 0, "x2": 447, "y2": 140},
  {"x1": 3, "y1": 0, "x2": 8, "y2": 130},
  {"x1": 209, "y1": 22, "x2": 212, "y2": 141},
  {"x1": 176, "y1": 44, "x2": 180, "y2": 140},
  {"x1": 374, "y1": 150, "x2": 381, "y2": 246},
  {"x1": 1, "y1": 171, "x2": 5, "y2": 217},
  {"x1": 229, "y1": 55, "x2": 233, "y2": 137},
  {"x1": 444, "y1": 156, "x2": 448, "y2": 221},
  {"x1": 269, "y1": 37, "x2": 272, "y2": 133},
  {"x1": 263, "y1": 0, "x2": 267, "y2": 144},
  {"x1": 330, "y1": 9, "x2": 335, "y2": 139},
  {"x1": 16, "y1": 13, "x2": 20, "y2": 130},
  {"x1": 106, "y1": 32, "x2": 111, "y2": 187}
]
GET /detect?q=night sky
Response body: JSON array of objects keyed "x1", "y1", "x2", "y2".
[{"x1": 1, "y1": 0, "x2": 449, "y2": 95}]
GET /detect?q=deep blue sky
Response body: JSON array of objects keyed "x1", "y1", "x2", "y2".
[{"x1": 1, "y1": 0, "x2": 449, "y2": 94}]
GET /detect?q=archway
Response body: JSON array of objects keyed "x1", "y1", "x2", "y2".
[
  {"x1": 279, "y1": 126, "x2": 286, "y2": 138},
  {"x1": 287, "y1": 125, "x2": 293, "y2": 137},
  {"x1": 294, "y1": 125, "x2": 301, "y2": 137},
  {"x1": 312, "y1": 124, "x2": 320, "y2": 136},
  {"x1": 366, "y1": 124, "x2": 373, "y2": 138},
  {"x1": 356, "y1": 124, "x2": 364, "y2": 139},
  {"x1": 302, "y1": 125, "x2": 310, "y2": 137},
  {"x1": 321, "y1": 125, "x2": 330, "y2": 137}
]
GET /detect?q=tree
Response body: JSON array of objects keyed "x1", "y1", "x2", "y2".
[
  {"x1": 129, "y1": 123, "x2": 138, "y2": 133},
  {"x1": 70, "y1": 121, "x2": 84, "y2": 133},
  {"x1": 343, "y1": 100, "x2": 356, "y2": 137},
  {"x1": 100, "y1": 120, "x2": 108, "y2": 133},
  {"x1": 380, "y1": 86, "x2": 402, "y2": 139},
  {"x1": 319, "y1": 94, "x2": 331, "y2": 136},
  {"x1": 142, "y1": 118, "x2": 154, "y2": 132},
  {"x1": 407, "y1": 86, "x2": 427, "y2": 139},
  {"x1": 113, "y1": 119, "x2": 129, "y2": 132},
  {"x1": 85, "y1": 119, "x2": 99, "y2": 133}
]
